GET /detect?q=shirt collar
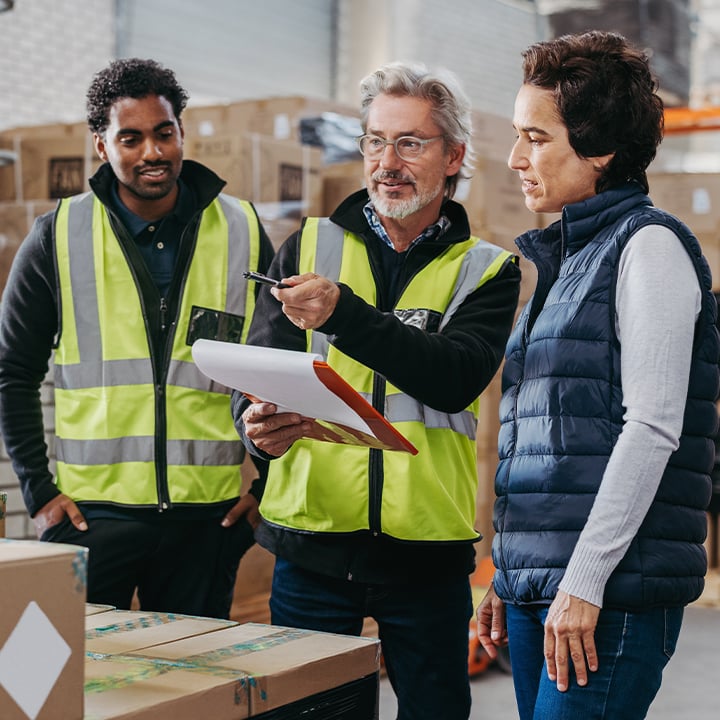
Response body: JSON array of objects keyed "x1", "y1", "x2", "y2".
[
  {"x1": 109, "y1": 178, "x2": 194, "y2": 239},
  {"x1": 362, "y1": 201, "x2": 451, "y2": 250}
]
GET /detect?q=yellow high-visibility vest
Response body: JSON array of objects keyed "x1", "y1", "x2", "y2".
[
  {"x1": 260, "y1": 218, "x2": 514, "y2": 541},
  {"x1": 53, "y1": 192, "x2": 262, "y2": 507}
]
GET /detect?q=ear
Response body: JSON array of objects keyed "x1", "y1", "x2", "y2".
[
  {"x1": 592, "y1": 152, "x2": 615, "y2": 172},
  {"x1": 93, "y1": 132, "x2": 108, "y2": 162},
  {"x1": 445, "y1": 143, "x2": 466, "y2": 177},
  {"x1": 178, "y1": 118, "x2": 185, "y2": 140}
]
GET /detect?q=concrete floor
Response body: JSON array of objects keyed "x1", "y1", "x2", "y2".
[{"x1": 378, "y1": 604, "x2": 720, "y2": 720}]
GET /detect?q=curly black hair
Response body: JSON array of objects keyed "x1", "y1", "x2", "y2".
[
  {"x1": 86, "y1": 58, "x2": 189, "y2": 135},
  {"x1": 521, "y1": 31, "x2": 664, "y2": 195}
]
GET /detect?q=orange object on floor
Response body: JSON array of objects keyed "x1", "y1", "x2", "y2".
[{"x1": 468, "y1": 555, "x2": 512, "y2": 676}]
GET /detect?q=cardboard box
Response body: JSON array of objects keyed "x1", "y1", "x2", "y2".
[
  {"x1": 0, "y1": 133, "x2": 99, "y2": 202},
  {"x1": 182, "y1": 97, "x2": 360, "y2": 143},
  {"x1": 85, "y1": 610, "x2": 236, "y2": 656},
  {"x1": 471, "y1": 109, "x2": 516, "y2": 163},
  {"x1": 0, "y1": 539, "x2": 88, "y2": 720},
  {"x1": 85, "y1": 604, "x2": 116, "y2": 617},
  {"x1": 649, "y1": 171, "x2": 720, "y2": 235},
  {"x1": 0, "y1": 201, "x2": 57, "y2": 295},
  {"x1": 185, "y1": 133, "x2": 324, "y2": 219},
  {"x1": 462, "y1": 156, "x2": 540, "y2": 243},
  {"x1": 320, "y1": 160, "x2": 365, "y2": 216},
  {"x1": 129, "y1": 622, "x2": 380, "y2": 716},
  {"x1": 84, "y1": 653, "x2": 250, "y2": 720}
]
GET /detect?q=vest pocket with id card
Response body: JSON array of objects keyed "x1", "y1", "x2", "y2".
[{"x1": 186, "y1": 305, "x2": 245, "y2": 345}]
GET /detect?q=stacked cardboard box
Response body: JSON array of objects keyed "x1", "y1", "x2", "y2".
[
  {"x1": 0, "y1": 539, "x2": 88, "y2": 720},
  {"x1": 0, "y1": 123, "x2": 99, "y2": 202},
  {"x1": 0, "y1": 201, "x2": 57, "y2": 294},
  {"x1": 84, "y1": 618, "x2": 380, "y2": 719},
  {"x1": 0, "y1": 543, "x2": 380, "y2": 719},
  {"x1": 648, "y1": 170, "x2": 720, "y2": 290}
]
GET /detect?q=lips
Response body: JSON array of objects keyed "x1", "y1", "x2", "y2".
[
  {"x1": 520, "y1": 177, "x2": 537, "y2": 194},
  {"x1": 138, "y1": 164, "x2": 171, "y2": 179}
]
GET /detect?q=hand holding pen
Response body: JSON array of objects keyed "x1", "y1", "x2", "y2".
[
  {"x1": 244, "y1": 271, "x2": 340, "y2": 330},
  {"x1": 242, "y1": 271, "x2": 291, "y2": 288}
]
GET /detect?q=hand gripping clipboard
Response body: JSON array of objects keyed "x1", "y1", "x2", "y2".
[{"x1": 191, "y1": 339, "x2": 418, "y2": 454}]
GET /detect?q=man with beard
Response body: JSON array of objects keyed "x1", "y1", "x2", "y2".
[
  {"x1": 232, "y1": 61, "x2": 520, "y2": 720},
  {"x1": 0, "y1": 58, "x2": 274, "y2": 619}
]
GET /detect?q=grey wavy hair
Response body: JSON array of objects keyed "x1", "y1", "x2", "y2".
[{"x1": 359, "y1": 61, "x2": 474, "y2": 199}]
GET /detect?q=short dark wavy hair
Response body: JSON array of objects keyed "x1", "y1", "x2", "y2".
[
  {"x1": 521, "y1": 31, "x2": 664, "y2": 194},
  {"x1": 86, "y1": 58, "x2": 189, "y2": 136}
]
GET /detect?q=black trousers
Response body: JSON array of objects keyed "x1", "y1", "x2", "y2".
[{"x1": 41, "y1": 513, "x2": 255, "y2": 619}]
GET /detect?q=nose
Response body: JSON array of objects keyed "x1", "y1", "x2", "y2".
[
  {"x1": 379, "y1": 141, "x2": 402, "y2": 169},
  {"x1": 508, "y1": 138, "x2": 527, "y2": 171},
  {"x1": 142, "y1": 138, "x2": 163, "y2": 161}
]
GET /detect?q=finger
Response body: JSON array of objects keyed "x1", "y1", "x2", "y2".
[
  {"x1": 242, "y1": 402, "x2": 277, "y2": 423},
  {"x1": 252, "y1": 423, "x2": 312, "y2": 457},
  {"x1": 553, "y1": 641, "x2": 571, "y2": 692},
  {"x1": 476, "y1": 606, "x2": 498, "y2": 659},
  {"x1": 65, "y1": 505, "x2": 88, "y2": 532},
  {"x1": 583, "y1": 631, "x2": 599, "y2": 673},
  {"x1": 221, "y1": 506, "x2": 241, "y2": 528},
  {"x1": 490, "y1": 600, "x2": 507, "y2": 645},
  {"x1": 569, "y1": 635, "x2": 588, "y2": 687},
  {"x1": 544, "y1": 627, "x2": 558, "y2": 682},
  {"x1": 221, "y1": 495, "x2": 256, "y2": 528}
]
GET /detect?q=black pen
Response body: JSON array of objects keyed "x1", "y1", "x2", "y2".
[{"x1": 243, "y1": 271, "x2": 290, "y2": 288}]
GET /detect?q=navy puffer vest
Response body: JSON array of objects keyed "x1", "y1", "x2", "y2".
[{"x1": 492, "y1": 183, "x2": 720, "y2": 610}]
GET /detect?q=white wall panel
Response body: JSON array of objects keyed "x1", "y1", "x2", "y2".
[
  {"x1": 116, "y1": 0, "x2": 336, "y2": 106},
  {"x1": 336, "y1": 0, "x2": 540, "y2": 118}
]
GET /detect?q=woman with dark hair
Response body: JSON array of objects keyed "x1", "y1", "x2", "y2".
[{"x1": 477, "y1": 31, "x2": 719, "y2": 720}]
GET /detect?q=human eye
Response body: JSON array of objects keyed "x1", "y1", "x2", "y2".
[
  {"x1": 366, "y1": 135, "x2": 385, "y2": 151},
  {"x1": 118, "y1": 134, "x2": 138, "y2": 146},
  {"x1": 398, "y1": 137, "x2": 422, "y2": 153}
]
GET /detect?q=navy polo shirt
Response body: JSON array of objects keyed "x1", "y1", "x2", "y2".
[{"x1": 110, "y1": 179, "x2": 196, "y2": 296}]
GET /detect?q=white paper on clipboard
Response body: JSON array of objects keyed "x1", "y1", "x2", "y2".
[{"x1": 191, "y1": 339, "x2": 374, "y2": 435}]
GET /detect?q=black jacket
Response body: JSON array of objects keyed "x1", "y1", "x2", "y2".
[
  {"x1": 0, "y1": 160, "x2": 274, "y2": 517},
  {"x1": 232, "y1": 189, "x2": 521, "y2": 584}
]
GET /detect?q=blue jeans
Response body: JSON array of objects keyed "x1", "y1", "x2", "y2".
[
  {"x1": 505, "y1": 603, "x2": 684, "y2": 720},
  {"x1": 270, "y1": 557, "x2": 473, "y2": 720}
]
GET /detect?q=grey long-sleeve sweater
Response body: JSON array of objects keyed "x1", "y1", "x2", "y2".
[{"x1": 559, "y1": 224, "x2": 702, "y2": 607}]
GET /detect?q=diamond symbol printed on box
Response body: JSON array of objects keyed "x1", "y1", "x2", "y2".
[{"x1": 0, "y1": 601, "x2": 71, "y2": 719}]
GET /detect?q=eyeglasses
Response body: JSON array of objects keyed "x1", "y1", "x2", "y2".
[{"x1": 356, "y1": 134, "x2": 444, "y2": 161}]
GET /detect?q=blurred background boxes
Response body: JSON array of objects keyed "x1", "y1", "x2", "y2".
[
  {"x1": 0, "y1": 126, "x2": 99, "y2": 202},
  {"x1": 181, "y1": 96, "x2": 360, "y2": 143},
  {"x1": 0, "y1": 201, "x2": 57, "y2": 294}
]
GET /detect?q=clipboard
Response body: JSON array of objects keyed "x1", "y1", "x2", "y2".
[{"x1": 191, "y1": 339, "x2": 418, "y2": 454}]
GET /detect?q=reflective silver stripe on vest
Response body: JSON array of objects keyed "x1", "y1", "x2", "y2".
[
  {"x1": 55, "y1": 194, "x2": 155, "y2": 389},
  {"x1": 384, "y1": 393, "x2": 477, "y2": 439},
  {"x1": 56, "y1": 358, "x2": 154, "y2": 390},
  {"x1": 309, "y1": 220, "x2": 477, "y2": 442},
  {"x1": 440, "y1": 240, "x2": 508, "y2": 331},
  {"x1": 310, "y1": 219, "x2": 344, "y2": 357},
  {"x1": 218, "y1": 194, "x2": 252, "y2": 315},
  {"x1": 66, "y1": 193, "x2": 104, "y2": 362},
  {"x1": 167, "y1": 358, "x2": 231, "y2": 394},
  {"x1": 57, "y1": 437, "x2": 242, "y2": 466}
]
